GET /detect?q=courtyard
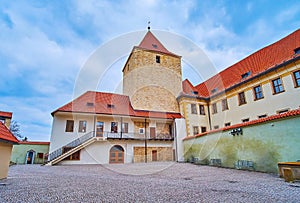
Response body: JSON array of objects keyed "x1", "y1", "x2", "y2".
[{"x1": 0, "y1": 162, "x2": 299, "y2": 202}]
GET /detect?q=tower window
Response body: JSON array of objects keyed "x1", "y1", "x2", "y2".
[{"x1": 156, "y1": 55, "x2": 160, "y2": 63}]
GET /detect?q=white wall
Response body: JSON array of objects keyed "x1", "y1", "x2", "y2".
[{"x1": 175, "y1": 118, "x2": 186, "y2": 162}]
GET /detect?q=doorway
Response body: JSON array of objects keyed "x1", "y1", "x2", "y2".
[
  {"x1": 109, "y1": 145, "x2": 124, "y2": 164},
  {"x1": 96, "y1": 121, "x2": 104, "y2": 137},
  {"x1": 150, "y1": 127, "x2": 156, "y2": 139},
  {"x1": 152, "y1": 150, "x2": 157, "y2": 161},
  {"x1": 25, "y1": 150, "x2": 35, "y2": 164}
]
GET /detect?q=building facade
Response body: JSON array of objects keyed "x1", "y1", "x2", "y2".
[
  {"x1": 0, "y1": 111, "x2": 18, "y2": 179},
  {"x1": 49, "y1": 29, "x2": 300, "y2": 170}
]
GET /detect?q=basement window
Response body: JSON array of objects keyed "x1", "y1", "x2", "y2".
[
  {"x1": 242, "y1": 118, "x2": 250, "y2": 123},
  {"x1": 156, "y1": 55, "x2": 160, "y2": 63},
  {"x1": 107, "y1": 104, "x2": 115, "y2": 108},
  {"x1": 277, "y1": 109, "x2": 289, "y2": 114},
  {"x1": 241, "y1": 71, "x2": 251, "y2": 79},
  {"x1": 258, "y1": 114, "x2": 267, "y2": 119}
]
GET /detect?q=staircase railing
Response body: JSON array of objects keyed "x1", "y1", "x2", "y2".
[{"x1": 48, "y1": 131, "x2": 95, "y2": 161}]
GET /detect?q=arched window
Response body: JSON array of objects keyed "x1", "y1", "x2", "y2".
[{"x1": 109, "y1": 145, "x2": 124, "y2": 164}]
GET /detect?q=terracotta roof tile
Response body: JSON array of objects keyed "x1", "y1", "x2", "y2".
[
  {"x1": 0, "y1": 122, "x2": 18, "y2": 143},
  {"x1": 183, "y1": 108, "x2": 300, "y2": 141},
  {"x1": 53, "y1": 91, "x2": 181, "y2": 119},
  {"x1": 0, "y1": 111, "x2": 12, "y2": 118},
  {"x1": 183, "y1": 29, "x2": 300, "y2": 97},
  {"x1": 137, "y1": 31, "x2": 179, "y2": 57}
]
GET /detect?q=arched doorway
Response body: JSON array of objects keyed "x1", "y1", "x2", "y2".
[
  {"x1": 25, "y1": 150, "x2": 35, "y2": 164},
  {"x1": 109, "y1": 145, "x2": 124, "y2": 164}
]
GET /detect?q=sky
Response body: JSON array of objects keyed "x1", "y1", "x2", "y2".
[{"x1": 0, "y1": 0, "x2": 300, "y2": 141}]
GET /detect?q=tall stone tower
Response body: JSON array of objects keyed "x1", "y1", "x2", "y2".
[{"x1": 122, "y1": 30, "x2": 182, "y2": 113}]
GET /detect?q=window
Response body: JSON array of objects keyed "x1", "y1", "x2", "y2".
[
  {"x1": 258, "y1": 114, "x2": 267, "y2": 118},
  {"x1": 65, "y1": 120, "x2": 74, "y2": 132},
  {"x1": 191, "y1": 104, "x2": 197, "y2": 114},
  {"x1": 277, "y1": 109, "x2": 289, "y2": 114},
  {"x1": 37, "y1": 153, "x2": 44, "y2": 159},
  {"x1": 211, "y1": 88, "x2": 218, "y2": 94},
  {"x1": 241, "y1": 71, "x2": 251, "y2": 79},
  {"x1": 221, "y1": 99, "x2": 229, "y2": 111},
  {"x1": 193, "y1": 126, "x2": 199, "y2": 135},
  {"x1": 225, "y1": 122, "x2": 231, "y2": 127},
  {"x1": 192, "y1": 91, "x2": 198, "y2": 95},
  {"x1": 107, "y1": 104, "x2": 115, "y2": 108},
  {"x1": 293, "y1": 70, "x2": 300, "y2": 87},
  {"x1": 238, "y1": 92, "x2": 246, "y2": 105},
  {"x1": 86, "y1": 102, "x2": 94, "y2": 107},
  {"x1": 294, "y1": 47, "x2": 300, "y2": 55},
  {"x1": 213, "y1": 125, "x2": 219, "y2": 130},
  {"x1": 199, "y1": 105, "x2": 205, "y2": 115},
  {"x1": 156, "y1": 55, "x2": 160, "y2": 63},
  {"x1": 78, "y1": 120, "x2": 87, "y2": 133},
  {"x1": 139, "y1": 128, "x2": 144, "y2": 134},
  {"x1": 242, "y1": 118, "x2": 249, "y2": 123},
  {"x1": 253, "y1": 85, "x2": 264, "y2": 100},
  {"x1": 212, "y1": 103, "x2": 217, "y2": 114},
  {"x1": 272, "y1": 78, "x2": 284, "y2": 94},
  {"x1": 201, "y1": 127, "x2": 207, "y2": 133},
  {"x1": 122, "y1": 123, "x2": 128, "y2": 133},
  {"x1": 111, "y1": 122, "x2": 118, "y2": 133}
]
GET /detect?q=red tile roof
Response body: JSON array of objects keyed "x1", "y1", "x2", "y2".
[
  {"x1": 183, "y1": 108, "x2": 300, "y2": 141},
  {"x1": 0, "y1": 122, "x2": 18, "y2": 143},
  {"x1": 137, "y1": 31, "x2": 180, "y2": 57},
  {"x1": 182, "y1": 29, "x2": 300, "y2": 97},
  {"x1": 52, "y1": 91, "x2": 181, "y2": 119},
  {"x1": 0, "y1": 111, "x2": 12, "y2": 118},
  {"x1": 18, "y1": 141, "x2": 50, "y2": 145}
]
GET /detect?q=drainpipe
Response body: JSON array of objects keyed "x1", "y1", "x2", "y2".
[
  {"x1": 144, "y1": 118, "x2": 147, "y2": 163},
  {"x1": 120, "y1": 117, "x2": 123, "y2": 139},
  {"x1": 174, "y1": 120, "x2": 178, "y2": 162},
  {"x1": 207, "y1": 105, "x2": 212, "y2": 130}
]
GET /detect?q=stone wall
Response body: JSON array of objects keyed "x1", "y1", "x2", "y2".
[
  {"x1": 133, "y1": 146, "x2": 173, "y2": 163},
  {"x1": 123, "y1": 48, "x2": 182, "y2": 112}
]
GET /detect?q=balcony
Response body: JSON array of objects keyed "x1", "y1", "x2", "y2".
[{"x1": 100, "y1": 132, "x2": 174, "y2": 140}]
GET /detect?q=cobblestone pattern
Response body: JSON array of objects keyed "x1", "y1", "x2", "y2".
[{"x1": 1, "y1": 163, "x2": 300, "y2": 202}]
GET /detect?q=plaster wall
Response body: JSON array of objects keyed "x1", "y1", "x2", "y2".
[
  {"x1": 183, "y1": 116, "x2": 300, "y2": 173},
  {"x1": 0, "y1": 142, "x2": 13, "y2": 179}
]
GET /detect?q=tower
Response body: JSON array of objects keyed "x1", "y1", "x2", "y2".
[{"x1": 122, "y1": 30, "x2": 182, "y2": 112}]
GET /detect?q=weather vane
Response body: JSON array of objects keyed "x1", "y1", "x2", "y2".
[{"x1": 148, "y1": 21, "x2": 151, "y2": 31}]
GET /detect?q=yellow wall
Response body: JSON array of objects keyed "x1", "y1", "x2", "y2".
[{"x1": 0, "y1": 142, "x2": 13, "y2": 179}]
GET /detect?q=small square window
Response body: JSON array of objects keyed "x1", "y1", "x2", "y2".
[
  {"x1": 213, "y1": 125, "x2": 219, "y2": 130},
  {"x1": 156, "y1": 55, "x2": 160, "y2": 63},
  {"x1": 201, "y1": 126, "x2": 207, "y2": 133},
  {"x1": 225, "y1": 122, "x2": 231, "y2": 127},
  {"x1": 242, "y1": 118, "x2": 249, "y2": 123}
]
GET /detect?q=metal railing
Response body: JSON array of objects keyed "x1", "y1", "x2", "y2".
[
  {"x1": 48, "y1": 131, "x2": 95, "y2": 161},
  {"x1": 104, "y1": 132, "x2": 174, "y2": 140}
]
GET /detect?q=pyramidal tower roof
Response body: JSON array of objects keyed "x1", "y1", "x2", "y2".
[{"x1": 137, "y1": 31, "x2": 179, "y2": 57}]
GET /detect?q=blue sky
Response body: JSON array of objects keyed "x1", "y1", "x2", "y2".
[{"x1": 1, "y1": 0, "x2": 299, "y2": 141}]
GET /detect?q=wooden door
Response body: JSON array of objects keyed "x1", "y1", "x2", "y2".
[
  {"x1": 109, "y1": 145, "x2": 124, "y2": 164},
  {"x1": 152, "y1": 150, "x2": 157, "y2": 161},
  {"x1": 150, "y1": 127, "x2": 156, "y2": 139},
  {"x1": 96, "y1": 121, "x2": 104, "y2": 137}
]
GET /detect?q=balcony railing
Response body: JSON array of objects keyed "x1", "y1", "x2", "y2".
[{"x1": 102, "y1": 132, "x2": 174, "y2": 140}]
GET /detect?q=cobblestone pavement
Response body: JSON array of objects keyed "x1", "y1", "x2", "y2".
[{"x1": 1, "y1": 162, "x2": 300, "y2": 202}]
